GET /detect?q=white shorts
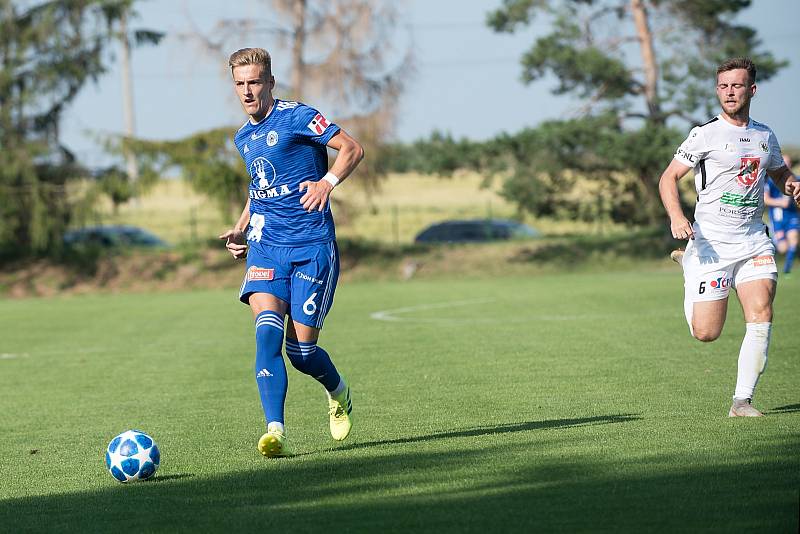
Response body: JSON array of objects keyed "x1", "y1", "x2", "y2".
[{"x1": 682, "y1": 232, "x2": 777, "y2": 327}]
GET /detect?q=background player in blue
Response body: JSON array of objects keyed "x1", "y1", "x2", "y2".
[
  {"x1": 764, "y1": 154, "x2": 799, "y2": 274},
  {"x1": 218, "y1": 48, "x2": 364, "y2": 457}
]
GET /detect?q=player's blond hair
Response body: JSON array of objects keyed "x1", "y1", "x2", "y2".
[
  {"x1": 716, "y1": 57, "x2": 757, "y2": 86},
  {"x1": 228, "y1": 48, "x2": 272, "y2": 78}
]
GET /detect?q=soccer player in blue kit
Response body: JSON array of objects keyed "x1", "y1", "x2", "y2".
[
  {"x1": 764, "y1": 155, "x2": 799, "y2": 274},
  {"x1": 219, "y1": 48, "x2": 364, "y2": 457}
]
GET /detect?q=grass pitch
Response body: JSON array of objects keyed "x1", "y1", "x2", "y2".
[{"x1": 1, "y1": 269, "x2": 798, "y2": 532}]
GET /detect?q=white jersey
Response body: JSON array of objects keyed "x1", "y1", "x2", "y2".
[{"x1": 673, "y1": 115, "x2": 784, "y2": 242}]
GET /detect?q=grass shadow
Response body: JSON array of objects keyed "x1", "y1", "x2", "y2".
[
  {"x1": 767, "y1": 403, "x2": 800, "y2": 414},
  {"x1": 329, "y1": 414, "x2": 641, "y2": 452}
]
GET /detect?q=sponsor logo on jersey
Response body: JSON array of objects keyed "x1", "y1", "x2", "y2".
[
  {"x1": 276, "y1": 100, "x2": 299, "y2": 110},
  {"x1": 307, "y1": 113, "x2": 330, "y2": 135},
  {"x1": 295, "y1": 271, "x2": 324, "y2": 285},
  {"x1": 267, "y1": 131, "x2": 278, "y2": 146},
  {"x1": 243, "y1": 144, "x2": 249, "y2": 154},
  {"x1": 676, "y1": 147, "x2": 696, "y2": 163},
  {"x1": 721, "y1": 192, "x2": 759, "y2": 208},
  {"x1": 250, "y1": 157, "x2": 277, "y2": 189},
  {"x1": 250, "y1": 184, "x2": 291, "y2": 200},
  {"x1": 248, "y1": 267, "x2": 275, "y2": 281},
  {"x1": 251, "y1": 132, "x2": 266, "y2": 140},
  {"x1": 708, "y1": 275, "x2": 732, "y2": 290},
  {"x1": 736, "y1": 157, "x2": 760, "y2": 187},
  {"x1": 739, "y1": 137, "x2": 750, "y2": 143},
  {"x1": 752, "y1": 255, "x2": 775, "y2": 267}
]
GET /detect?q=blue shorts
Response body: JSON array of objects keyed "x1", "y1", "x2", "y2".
[
  {"x1": 239, "y1": 241, "x2": 339, "y2": 329},
  {"x1": 771, "y1": 209, "x2": 800, "y2": 239}
]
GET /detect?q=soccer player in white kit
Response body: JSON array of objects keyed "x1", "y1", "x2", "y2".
[{"x1": 658, "y1": 57, "x2": 800, "y2": 417}]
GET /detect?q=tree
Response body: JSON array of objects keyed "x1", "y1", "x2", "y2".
[
  {"x1": 176, "y1": 0, "x2": 412, "y2": 197},
  {"x1": 486, "y1": 0, "x2": 787, "y2": 223},
  {"x1": 0, "y1": 0, "x2": 139, "y2": 257}
]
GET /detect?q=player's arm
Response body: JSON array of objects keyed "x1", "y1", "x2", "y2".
[
  {"x1": 219, "y1": 198, "x2": 250, "y2": 259},
  {"x1": 299, "y1": 130, "x2": 365, "y2": 212},
  {"x1": 767, "y1": 165, "x2": 800, "y2": 206},
  {"x1": 658, "y1": 159, "x2": 695, "y2": 240},
  {"x1": 763, "y1": 186, "x2": 790, "y2": 208}
]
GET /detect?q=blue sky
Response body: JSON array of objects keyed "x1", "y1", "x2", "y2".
[{"x1": 62, "y1": 0, "x2": 800, "y2": 167}]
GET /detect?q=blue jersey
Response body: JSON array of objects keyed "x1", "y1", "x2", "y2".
[
  {"x1": 234, "y1": 99, "x2": 341, "y2": 247},
  {"x1": 765, "y1": 179, "x2": 798, "y2": 220}
]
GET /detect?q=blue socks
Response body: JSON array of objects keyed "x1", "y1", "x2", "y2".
[
  {"x1": 285, "y1": 338, "x2": 341, "y2": 392},
  {"x1": 784, "y1": 246, "x2": 796, "y2": 273},
  {"x1": 254, "y1": 311, "x2": 288, "y2": 426}
]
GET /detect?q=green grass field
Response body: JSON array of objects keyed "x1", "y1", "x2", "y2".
[{"x1": 1, "y1": 269, "x2": 798, "y2": 532}]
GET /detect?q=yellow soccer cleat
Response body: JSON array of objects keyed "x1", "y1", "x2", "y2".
[
  {"x1": 257, "y1": 425, "x2": 293, "y2": 458},
  {"x1": 328, "y1": 382, "x2": 353, "y2": 441}
]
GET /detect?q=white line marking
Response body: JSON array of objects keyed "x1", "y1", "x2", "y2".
[
  {"x1": 0, "y1": 353, "x2": 29, "y2": 360},
  {"x1": 370, "y1": 298, "x2": 495, "y2": 322}
]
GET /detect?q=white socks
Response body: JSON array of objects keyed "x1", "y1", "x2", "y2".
[{"x1": 733, "y1": 322, "x2": 771, "y2": 400}]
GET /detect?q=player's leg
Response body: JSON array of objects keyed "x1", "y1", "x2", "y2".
[
  {"x1": 239, "y1": 250, "x2": 293, "y2": 456},
  {"x1": 688, "y1": 299, "x2": 729, "y2": 342},
  {"x1": 285, "y1": 241, "x2": 352, "y2": 440},
  {"x1": 681, "y1": 241, "x2": 732, "y2": 341},
  {"x1": 728, "y1": 276, "x2": 776, "y2": 417},
  {"x1": 249, "y1": 292, "x2": 293, "y2": 456},
  {"x1": 727, "y1": 242, "x2": 778, "y2": 417},
  {"x1": 783, "y1": 228, "x2": 798, "y2": 274}
]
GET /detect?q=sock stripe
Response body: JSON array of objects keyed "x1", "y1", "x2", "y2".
[{"x1": 255, "y1": 311, "x2": 284, "y2": 332}]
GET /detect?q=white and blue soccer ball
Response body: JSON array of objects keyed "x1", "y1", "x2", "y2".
[{"x1": 105, "y1": 430, "x2": 161, "y2": 483}]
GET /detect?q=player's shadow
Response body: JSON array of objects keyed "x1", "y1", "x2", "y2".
[
  {"x1": 766, "y1": 403, "x2": 800, "y2": 414},
  {"x1": 330, "y1": 414, "x2": 641, "y2": 452}
]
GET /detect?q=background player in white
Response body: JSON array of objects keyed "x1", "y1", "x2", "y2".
[
  {"x1": 219, "y1": 48, "x2": 364, "y2": 456},
  {"x1": 658, "y1": 57, "x2": 800, "y2": 417}
]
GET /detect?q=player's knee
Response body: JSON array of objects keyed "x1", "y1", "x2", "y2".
[
  {"x1": 285, "y1": 338, "x2": 316, "y2": 372},
  {"x1": 692, "y1": 327, "x2": 720, "y2": 343}
]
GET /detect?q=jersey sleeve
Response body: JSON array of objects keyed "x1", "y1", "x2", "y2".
[
  {"x1": 291, "y1": 104, "x2": 341, "y2": 146},
  {"x1": 765, "y1": 130, "x2": 784, "y2": 170},
  {"x1": 673, "y1": 126, "x2": 708, "y2": 168}
]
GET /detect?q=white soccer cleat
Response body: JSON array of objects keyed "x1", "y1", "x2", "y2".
[
  {"x1": 728, "y1": 398, "x2": 764, "y2": 417},
  {"x1": 670, "y1": 249, "x2": 685, "y2": 265}
]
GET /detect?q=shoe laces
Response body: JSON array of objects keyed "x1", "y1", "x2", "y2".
[{"x1": 329, "y1": 400, "x2": 345, "y2": 418}]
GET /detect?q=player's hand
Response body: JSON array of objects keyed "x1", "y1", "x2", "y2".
[
  {"x1": 785, "y1": 180, "x2": 800, "y2": 206},
  {"x1": 298, "y1": 179, "x2": 334, "y2": 212},
  {"x1": 218, "y1": 229, "x2": 247, "y2": 259},
  {"x1": 670, "y1": 216, "x2": 695, "y2": 240}
]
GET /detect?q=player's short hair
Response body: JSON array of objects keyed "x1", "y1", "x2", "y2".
[
  {"x1": 229, "y1": 48, "x2": 272, "y2": 78},
  {"x1": 716, "y1": 57, "x2": 757, "y2": 85}
]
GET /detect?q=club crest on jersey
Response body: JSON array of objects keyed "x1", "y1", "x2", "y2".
[
  {"x1": 247, "y1": 267, "x2": 275, "y2": 281},
  {"x1": 267, "y1": 131, "x2": 278, "y2": 146},
  {"x1": 250, "y1": 157, "x2": 277, "y2": 189},
  {"x1": 736, "y1": 157, "x2": 760, "y2": 187},
  {"x1": 307, "y1": 113, "x2": 330, "y2": 135},
  {"x1": 760, "y1": 142, "x2": 769, "y2": 152}
]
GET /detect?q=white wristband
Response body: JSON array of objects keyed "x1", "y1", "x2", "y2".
[{"x1": 322, "y1": 172, "x2": 340, "y2": 188}]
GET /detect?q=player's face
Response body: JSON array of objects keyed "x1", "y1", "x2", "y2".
[
  {"x1": 716, "y1": 68, "x2": 755, "y2": 118},
  {"x1": 232, "y1": 64, "x2": 274, "y2": 121}
]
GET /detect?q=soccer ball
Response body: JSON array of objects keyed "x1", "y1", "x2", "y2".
[{"x1": 105, "y1": 430, "x2": 161, "y2": 483}]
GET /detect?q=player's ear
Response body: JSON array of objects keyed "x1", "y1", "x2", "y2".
[{"x1": 269, "y1": 76, "x2": 275, "y2": 89}]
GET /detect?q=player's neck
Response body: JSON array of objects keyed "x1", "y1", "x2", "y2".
[
  {"x1": 720, "y1": 107, "x2": 750, "y2": 128},
  {"x1": 250, "y1": 96, "x2": 275, "y2": 124}
]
